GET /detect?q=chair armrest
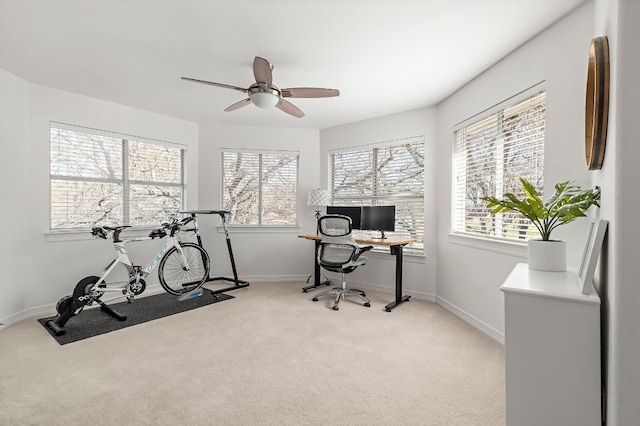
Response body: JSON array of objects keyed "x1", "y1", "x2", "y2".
[{"x1": 353, "y1": 245, "x2": 373, "y2": 260}]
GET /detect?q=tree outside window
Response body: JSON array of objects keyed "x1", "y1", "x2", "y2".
[
  {"x1": 50, "y1": 125, "x2": 185, "y2": 230},
  {"x1": 452, "y1": 91, "x2": 545, "y2": 240},
  {"x1": 330, "y1": 138, "x2": 425, "y2": 254},
  {"x1": 221, "y1": 150, "x2": 298, "y2": 226}
]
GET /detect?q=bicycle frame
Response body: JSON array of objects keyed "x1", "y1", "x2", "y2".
[
  {"x1": 93, "y1": 234, "x2": 186, "y2": 295},
  {"x1": 45, "y1": 219, "x2": 205, "y2": 337}
]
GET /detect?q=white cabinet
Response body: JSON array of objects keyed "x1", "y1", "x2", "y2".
[{"x1": 501, "y1": 263, "x2": 601, "y2": 426}]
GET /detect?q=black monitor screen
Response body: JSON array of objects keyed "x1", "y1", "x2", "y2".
[
  {"x1": 361, "y1": 206, "x2": 395, "y2": 234},
  {"x1": 325, "y1": 206, "x2": 362, "y2": 229}
]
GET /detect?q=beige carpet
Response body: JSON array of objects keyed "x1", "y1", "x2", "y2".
[{"x1": 0, "y1": 281, "x2": 505, "y2": 425}]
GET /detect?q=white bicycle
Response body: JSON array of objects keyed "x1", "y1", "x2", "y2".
[{"x1": 46, "y1": 217, "x2": 210, "y2": 335}]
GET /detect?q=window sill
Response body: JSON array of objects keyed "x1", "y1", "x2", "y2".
[
  {"x1": 217, "y1": 225, "x2": 302, "y2": 234},
  {"x1": 447, "y1": 232, "x2": 527, "y2": 258},
  {"x1": 45, "y1": 227, "x2": 155, "y2": 243}
]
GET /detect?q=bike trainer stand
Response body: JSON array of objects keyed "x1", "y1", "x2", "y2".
[
  {"x1": 181, "y1": 210, "x2": 250, "y2": 295},
  {"x1": 45, "y1": 276, "x2": 127, "y2": 336}
]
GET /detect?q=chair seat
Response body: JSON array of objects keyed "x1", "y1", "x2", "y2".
[{"x1": 322, "y1": 256, "x2": 368, "y2": 274}]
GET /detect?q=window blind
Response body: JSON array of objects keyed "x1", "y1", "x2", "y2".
[
  {"x1": 329, "y1": 138, "x2": 425, "y2": 254},
  {"x1": 50, "y1": 125, "x2": 185, "y2": 230},
  {"x1": 261, "y1": 152, "x2": 298, "y2": 225},
  {"x1": 221, "y1": 150, "x2": 299, "y2": 226},
  {"x1": 127, "y1": 140, "x2": 184, "y2": 225},
  {"x1": 452, "y1": 92, "x2": 545, "y2": 241}
]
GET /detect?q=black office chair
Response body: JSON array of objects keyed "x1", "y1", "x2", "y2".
[{"x1": 312, "y1": 214, "x2": 373, "y2": 310}]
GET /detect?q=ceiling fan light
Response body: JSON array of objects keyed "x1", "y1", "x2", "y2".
[{"x1": 250, "y1": 92, "x2": 279, "y2": 109}]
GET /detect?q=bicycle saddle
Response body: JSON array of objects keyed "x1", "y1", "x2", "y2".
[{"x1": 92, "y1": 225, "x2": 131, "y2": 242}]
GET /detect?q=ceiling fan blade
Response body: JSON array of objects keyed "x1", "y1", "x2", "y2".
[
  {"x1": 224, "y1": 98, "x2": 252, "y2": 112},
  {"x1": 181, "y1": 77, "x2": 247, "y2": 94},
  {"x1": 253, "y1": 57, "x2": 273, "y2": 88},
  {"x1": 281, "y1": 87, "x2": 340, "y2": 98},
  {"x1": 276, "y1": 99, "x2": 305, "y2": 118}
]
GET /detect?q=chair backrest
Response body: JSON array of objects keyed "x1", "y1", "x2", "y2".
[{"x1": 317, "y1": 215, "x2": 358, "y2": 269}]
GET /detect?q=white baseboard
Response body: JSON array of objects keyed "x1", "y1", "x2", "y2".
[
  {"x1": 1, "y1": 277, "x2": 504, "y2": 347},
  {"x1": 344, "y1": 279, "x2": 437, "y2": 302},
  {"x1": 216, "y1": 274, "x2": 308, "y2": 283},
  {"x1": 296, "y1": 271, "x2": 438, "y2": 302},
  {"x1": 435, "y1": 296, "x2": 505, "y2": 345},
  {"x1": 0, "y1": 309, "x2": 32, "y2": 329},
  {"x1": 0, "y1": 283, "x2": 167, "y2": 329},
  {"x1": 312, "y1": 276, "x2": 502, "y2": 345},
  {"x1": 0, "y1": 302, "x2": 60, "y2": 329}
]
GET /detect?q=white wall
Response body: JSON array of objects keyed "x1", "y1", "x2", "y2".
[
  {"x1": 608, "y1": 0, "x2": 640, "y2": 419},
  {"x1": 0, "y1": 68, "x2": 30, "y2": 324},
  {"x1": 319, "y1": 107, "x2": 438, "y2": 300},
  {"x1": 436, "y1": 2, "x2": 595, "y2": 340},
  {"x1": 0, "y1": 78, "x2": 199, "y2": 325},
  {"x1": 5, "y1": 2, "x2": 638, "y2": 420},
  {"x1": 197, "y1": 124, "x2": 321, "y2": 282},
  {"x1": 593, "y1": 0, "x2": 640, "y2": 423}
]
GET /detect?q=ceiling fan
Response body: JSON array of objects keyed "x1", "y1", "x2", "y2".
[{"x1": 181, "y1": 56, "x2": 339, "y2": 118}]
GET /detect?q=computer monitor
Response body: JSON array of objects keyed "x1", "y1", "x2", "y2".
[
  {"x1": 325, "y1": 206, "x2": 362, "y2": 229},
  {"x1": 361, "y1": 205, "x2": 395, "y2": 239}
]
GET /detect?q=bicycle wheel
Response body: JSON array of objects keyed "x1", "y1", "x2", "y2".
[{"x1": 158, "y1": 242, "x2": 210, "y2": 295}]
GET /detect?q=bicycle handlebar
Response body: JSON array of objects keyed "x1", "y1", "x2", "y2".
[
  {"x1": 91, "y1": 217, "x2": 195, "y2": 242},
  {"x1": 160, "y1": 217, "x2": 194, "y2": 237},
  {"x1": 91, "y1": 227, "x2": 108, "y2": 239}
]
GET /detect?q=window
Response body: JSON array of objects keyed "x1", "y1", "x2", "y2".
[
  {"x1": 222, "y1": 150, "x2": 299, "y2": 226},
  {"x1": 329, "y1": 137, "x2": 425, "y2": 254},
  {"x1": 50, "y1": 123, "x2": 185, "y2": 230},
  {"x1": 452, "y1": 91, "x2": 545, "y2": 241}
]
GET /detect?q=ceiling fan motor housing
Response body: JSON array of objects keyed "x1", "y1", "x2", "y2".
[{"x1": 248, "y1": 84, "x2": 280, "y2": 108}]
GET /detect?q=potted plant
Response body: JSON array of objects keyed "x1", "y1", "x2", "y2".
[{"x1": 482, "y1": 177, "x2": 601, "y2": 271}]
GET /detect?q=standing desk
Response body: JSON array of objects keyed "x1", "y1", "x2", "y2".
[{"x1": 298, "y1": 234, "x2": 415, "y2": 311}]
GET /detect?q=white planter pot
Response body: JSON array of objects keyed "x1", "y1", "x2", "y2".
[{"x1": 527, "y1": 240, "x2": 567, "y2": 272}]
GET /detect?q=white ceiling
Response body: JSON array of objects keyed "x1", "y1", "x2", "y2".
[{"x1": 0, "y1": 0, "x2": 586, "y2": 130}]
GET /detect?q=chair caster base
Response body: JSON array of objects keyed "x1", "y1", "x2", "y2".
[
  {"x1": 364, "y1": 302, "x2": 370, "y2": 307},
  {"x1": 332, "y1": 305, "x2": 339, "y2": 311},
  {"x1": 312, "y1": 297, "x2": 319, "y2": 302}
]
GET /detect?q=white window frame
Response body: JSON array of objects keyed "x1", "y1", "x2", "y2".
[
  {"x1": 221, "y1": 148, "x2": 299, "y2": 227},
  {"x1": 49, "y1": 122, "x2": 186, "y2": 232},
  {"x1": 451, "y1": 84, "x2": 546, "y2": 244},
  {"x1": 328, "y1": 136, "x2": 425, "y2": 255}
]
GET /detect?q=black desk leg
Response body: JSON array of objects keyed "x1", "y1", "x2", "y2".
[
  {"x1": 302, "y1": 240, "x2": 331, "y2": 292},
  {"x1": 384, "y1": 244, "x2": 411, "y2": 312}
]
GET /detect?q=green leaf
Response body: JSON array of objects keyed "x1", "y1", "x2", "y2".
[{"x1": 481, "y1": 177, "x2": 601, "y2": 240}]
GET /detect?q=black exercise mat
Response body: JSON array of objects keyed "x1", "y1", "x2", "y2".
[{"x1": 38, "y1": 291, "x2": 233, "y2": 345}]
